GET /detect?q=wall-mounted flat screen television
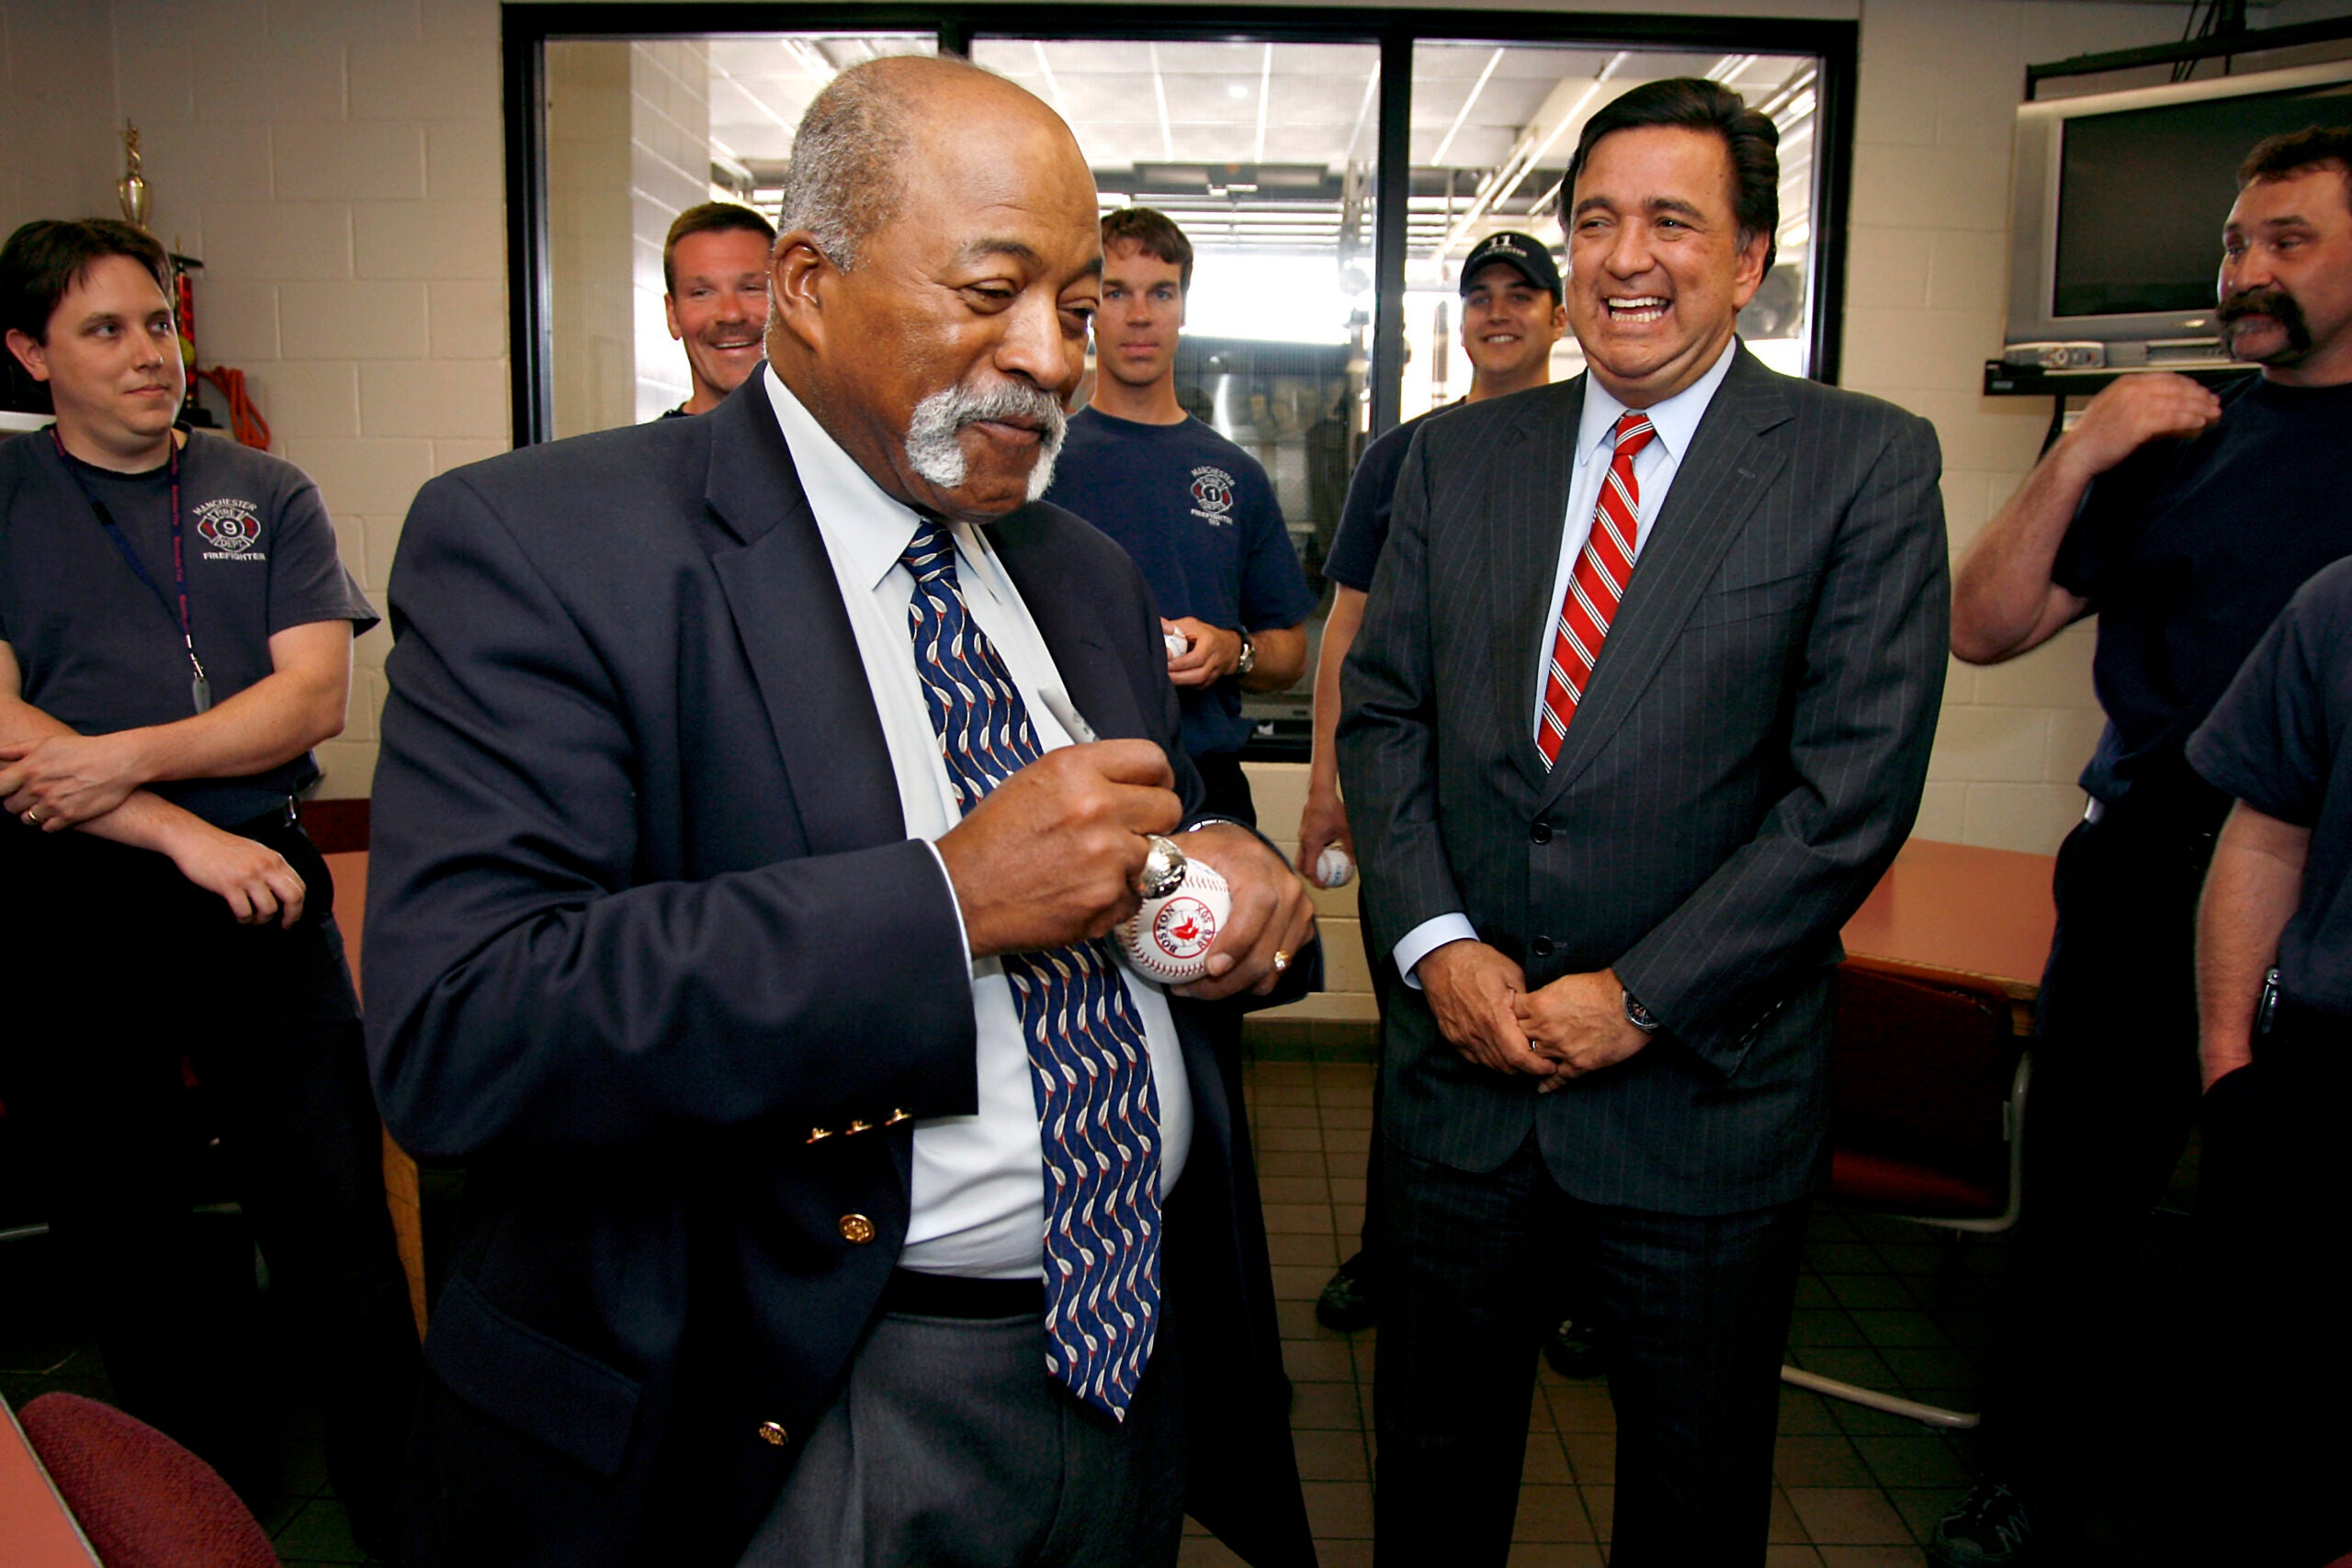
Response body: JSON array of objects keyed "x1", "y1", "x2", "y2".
[{"x1": 2007, "y1": 59, "x2": 2352, "y2": 365}]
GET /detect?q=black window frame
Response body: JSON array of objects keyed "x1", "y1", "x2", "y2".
[{"x1": 502, "y1": 1, "x2": 1858, "y2": 448}]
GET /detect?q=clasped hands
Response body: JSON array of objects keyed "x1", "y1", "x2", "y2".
[
  {"x1": 0, "y1": 729, "x2": 151, "y2": 830},
  {"x1": 934, "y1": 739, "x2": 1314, "y2": 1000},
  {"x1": 1416, "y1": 940, "x2": 1650, "y2": 1093}
]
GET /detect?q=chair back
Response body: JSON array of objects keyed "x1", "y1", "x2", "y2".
[
  {"x1": 17, "y1": 1393, "x2": 277, "y2": 1568},
  {"x1": 1826, "y1": 965, "x2": 2020, "y2": 1220}
]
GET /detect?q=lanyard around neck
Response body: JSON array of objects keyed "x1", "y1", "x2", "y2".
[{"x1": 49, "y1": 426, "x2": 211, "y2": 714}]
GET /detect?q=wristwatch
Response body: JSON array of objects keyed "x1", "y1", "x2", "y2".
[
  {"x1": 1234, "y1": 628, "x2": 1256, "y2": 677},
  {"x1": 1623, "y1": 988, "x2": 1661, "y2": 1035}
]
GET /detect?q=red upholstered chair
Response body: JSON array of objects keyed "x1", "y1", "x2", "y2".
[
  {"x1": 17, "y1": 1393, "x2": 278, "y2": 1568},
  {"x1": 1780, "y1": 964, "x2": 2033, "y2": 1430}
]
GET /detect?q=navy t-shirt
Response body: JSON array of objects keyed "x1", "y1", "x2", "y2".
[
  {"x1": 0, "y1": 429, "x2": 379, "y2": 826},
  {"x1": 1044, "y1": 407, "x2": 1313, "y2": 758},
  {"x1": 1324, "y1": 403, "x2": 1455, "y2": 592},
  {"x1": 2188, "y1": 557, "x2": 2352, "y2": 1023},
  {"x1": 2053, "y1": 373, "x2": 2352, "y2": 807}
]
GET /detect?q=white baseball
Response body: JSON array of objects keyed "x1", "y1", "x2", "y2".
[
  {"x1": 1314, "y1": 844, "x2": 1355, "y2": 889},
  {"x1": 1118, "y1": 863, "x2": 1232, "y2": 985}
]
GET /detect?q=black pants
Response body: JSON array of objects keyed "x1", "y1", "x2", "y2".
[
  {"x1": 1373, "y1": 1136, "x2": 1807, "y2": 1566},
  {"x1": 2194, "y1": 1001, "x2": 2352, "y2": 1568},
  {"x1": 0, "y1": 813, "x2": 418, "y2": 1536},
  {"x1": 1979, "y1": 805, "x2": 2214, "y2": 1499},
  {"x1": 1190, "y1": 750, "x2": 1256, "y2": 827}
]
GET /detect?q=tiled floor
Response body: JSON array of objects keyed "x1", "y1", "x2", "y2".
[
  {"x1": 1187, "y1": 1055, "x2": 2203, "y2": 1568},
  {"x1": 2, "y1": 1049, "x2": 2199, "y2": 1568}
]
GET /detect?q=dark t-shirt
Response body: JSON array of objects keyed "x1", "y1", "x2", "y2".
[
  {"x1": 1044, "y1": 407, "x2": 1313, "y2": 758},
  {"x1": 2188, "y1": 557, "x2": 2352, "y2": 1023},
  {"x1": 0, "y1": 429, "x2": 379, "y2": 826},
  {"x1": 2052, "y1": 373, "x2": 2352, "y2": 805},
  {"x1": 1324, "y1": 402, "x2": 1455, "y2": 592}
]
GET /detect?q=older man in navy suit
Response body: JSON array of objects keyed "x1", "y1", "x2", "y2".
[
  {"x1": 364, "y1": 56, "x2": 1317, "y2": 1568},
  {"x1": 1341, "y1": 78, "x2": 1948, "y2": 1566}
]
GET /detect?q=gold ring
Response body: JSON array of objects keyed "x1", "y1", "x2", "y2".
[
  {"x1": 1271, "y1": 949, "x2": 1291, "y2": 973},
  {"x1": 21, "y1": 809, "x2": 39, "y2": 826}
]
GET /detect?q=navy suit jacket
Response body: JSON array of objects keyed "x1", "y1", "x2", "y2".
[
  {"x1": 1339, "y1": 350, "x2": 1949, "y2": 1214},
  {"x1": 363, "y1": 371, "x2": 1317, "y2": 1566}
]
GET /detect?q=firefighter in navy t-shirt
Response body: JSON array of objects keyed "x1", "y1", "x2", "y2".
[
  {"x1": 0, "y1": 218, "x2": 416, "y2": 1555},
  {"x1": 1941, "y1": 128, "x2": 2352, "y2": 1566},
  {"x1": 1042, "y1": 208, "x2": 1311, "y2": 825}
]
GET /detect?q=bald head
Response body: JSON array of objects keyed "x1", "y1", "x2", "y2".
[
  {"x1": 764, "y1": 55, "x2": 1103, "y2": 524},
  {"x1": 781, "y1": 54, "x2": 1075, "y2": 273}
]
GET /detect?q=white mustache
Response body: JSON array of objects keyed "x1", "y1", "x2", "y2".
[{"x1": 904, "y1": 381, "x2": 1069, "y2": 501}]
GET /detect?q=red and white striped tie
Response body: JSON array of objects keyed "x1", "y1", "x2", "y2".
[{"x1": 1538, "y1": 411, "x2": 1656, "y2": 767}]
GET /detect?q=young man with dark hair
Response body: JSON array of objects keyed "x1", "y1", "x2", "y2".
[
  {"x1": 1306, "y1": 229, "x2": 1567, "y2": 1336},
  {"x1": 662, "y1": 200, "x2": 778, "y2": 417},
  {"x1": 1042, "y1": 207, "x2": 1311, "y2": 825},
  {"x1": 1343, "y1": 76, "x2": 1945, "y2": 1564},
  {"x1": 0, "y1": 218, "x2": 415, "y2": 1551},
  {"x1": 1942, "y1": 126, "x2": 2352, "y2": 1566}
]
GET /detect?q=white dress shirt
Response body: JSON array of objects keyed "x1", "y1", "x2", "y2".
[
  {"x1": 765, "y1": 366, "x2": 1192, "y2": 1278},
  {"x1": 1391, "y1": 336, "x2": 1742, "y2": 987}
]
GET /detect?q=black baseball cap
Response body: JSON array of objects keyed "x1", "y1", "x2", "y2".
[{"x1": 1459, "y1": 231, "x2": 1562, "y2": 300}]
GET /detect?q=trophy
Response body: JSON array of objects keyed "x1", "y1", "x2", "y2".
[{"x1": 117, "y1": 122, "x2": 151, "y2": 230}]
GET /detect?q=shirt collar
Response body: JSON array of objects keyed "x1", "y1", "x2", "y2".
[
  {"x1": 1574, "y1": 334, "x2": 1741, "y2": 468},
  {"x1": 765, "y1": 363, "x2": 972, "y2": 599}
]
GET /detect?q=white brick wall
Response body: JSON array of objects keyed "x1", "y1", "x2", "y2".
[
  {"x1": 3, "y1": 0, "x2": 2282, "y2": 884},
  {"x1": 0, "y1": 0, "x2": 513, "y2": 799}
]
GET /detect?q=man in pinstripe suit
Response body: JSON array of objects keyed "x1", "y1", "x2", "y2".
[{"x1": 1339, "y1": 79, "x2": 1949, "y2": 1565}]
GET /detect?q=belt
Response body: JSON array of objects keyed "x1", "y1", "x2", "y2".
[
  {"x1": 230, "y1": 795, "x2": 302, "y2": 838},
  {"x1": 879, "y1": 1269, "x2": 1045, "y2": 1319}
]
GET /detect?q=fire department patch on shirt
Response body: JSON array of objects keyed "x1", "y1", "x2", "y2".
[
  {"x1": 1188, "y1": 465, "x2": 1236, "y2": 525},
  {"x1": 195, "y1": 498, "x2": 266, "y2": 560}
]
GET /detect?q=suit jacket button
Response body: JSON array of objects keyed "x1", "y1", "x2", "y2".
[
  {"x1": 838, "y1": 1213, "x2": 876, "y2": 1245},
  {"x1": 1531, "y1": 936, "x2": 1555, "y2": 959},
  {"x1": 1530, "y1": 821, "x2": 1552, "y2": 844},
  {"x1": 757, "y1": 1420, "x2": 788, "y2": 1447}
]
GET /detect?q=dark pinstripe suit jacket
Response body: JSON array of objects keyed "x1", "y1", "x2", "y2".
[{"x1": 1337, "y1": 347, "x2": 1949, "y2": 1215}]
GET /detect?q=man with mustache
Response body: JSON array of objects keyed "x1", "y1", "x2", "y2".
[
  {"x1": 1043, "y1": 208, "x2": 1312, "y2": 826},
  {"x1": 363, "y1": 55, "x2": 1317, "y2": 1568},
  {"x1": 1942, "y1": 125, "x2": 2352, "y2": 1567},
  {"x1": 658, "y1": 201, "x2": 777, "y2": 418}
]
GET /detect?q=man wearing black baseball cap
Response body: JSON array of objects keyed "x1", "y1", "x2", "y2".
[{"x1": 1303, "y1": 230, "x2": 1567, "y2": 1335}]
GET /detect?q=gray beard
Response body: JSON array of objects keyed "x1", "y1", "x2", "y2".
[{"x1": 904, "y1": 381, "x2": 1069, "y2": 502}]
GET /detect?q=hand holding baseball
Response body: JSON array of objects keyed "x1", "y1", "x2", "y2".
[
  {"x1": 1167, "y1": 821, "x2": 1316, "y2": 1000},
  {"x1": 1118, "y1": 862, "x2": 1232, "y2": 984},
  {"x1": 936, "y1": 740, "x2": 1180, "y2": 959}
]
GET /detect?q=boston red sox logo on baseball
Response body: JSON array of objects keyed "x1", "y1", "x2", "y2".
[{"x1": 1150, "y1": 892, "x2": 1219, "y2": 963}]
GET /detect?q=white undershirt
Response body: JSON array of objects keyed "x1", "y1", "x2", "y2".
[
  {"x1": 1391, "y1": 336, "x2": 1741, "y2": 987},
  {"x1": 765, "y1": 365, "x2": 1192, "y2": 1278}
]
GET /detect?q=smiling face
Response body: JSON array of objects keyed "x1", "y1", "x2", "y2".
[
  {"x1": 4, "y1": 253, "x2": 184, "y2": 469},
  {"x1": 1458, "y1": 260, "x2": 1566, "y2": 394},
  {"x1": 767, "y1": 73, "x2": 1102, "y2": 523},
  {"x1": 1564, "y1": 125, "x2": 1770, "y2": 409},
  {"x1": 665, "y1": 226, "x2": 775, "y2": 412},
  {"x1": 1096, "y1": 239, "x2": 1185, "y2": 393},
  {"x1": 2219, "y1": 164, "x2": 2352, "y2": 387}
]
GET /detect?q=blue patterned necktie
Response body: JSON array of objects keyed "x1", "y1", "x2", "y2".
[{"x1": 900, "y1": 515, "x2": 1164, "y2": 1421}]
